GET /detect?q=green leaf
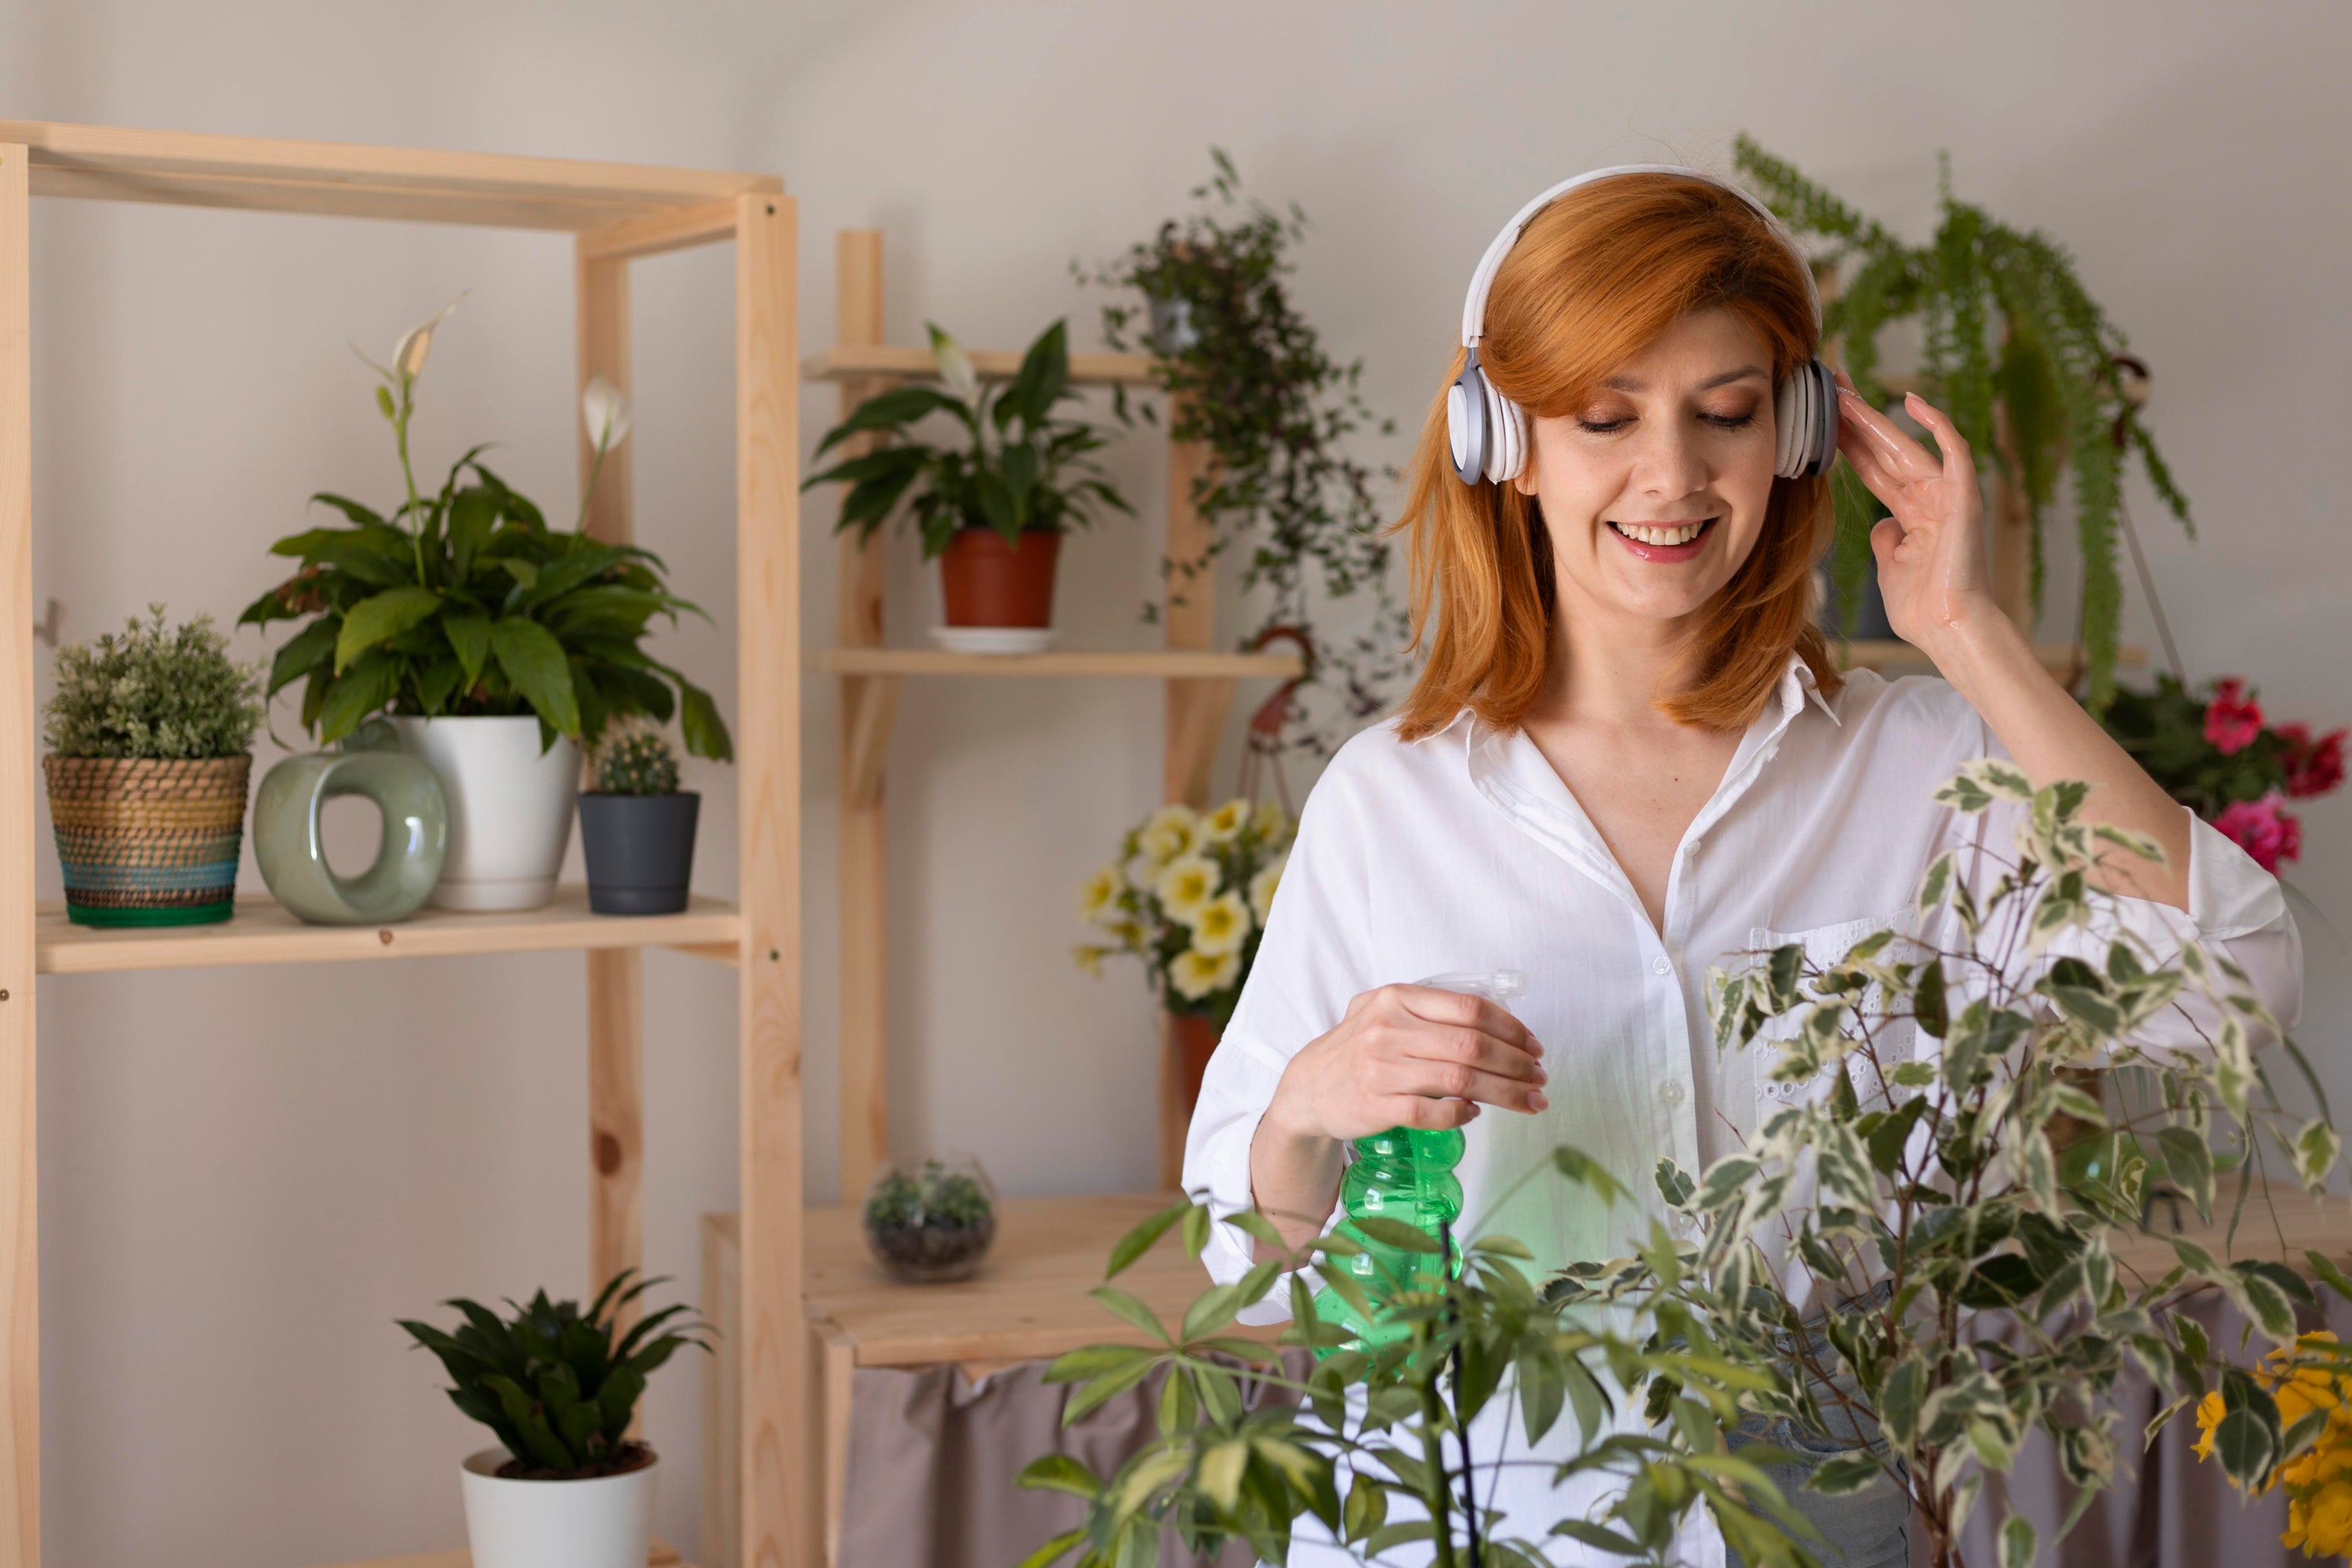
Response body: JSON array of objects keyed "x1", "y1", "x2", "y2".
[
  {"x1": 1014, "y1": 1529, "x2": 1087, "y2": 1568},
  {"x1": 266, "y1": 615, "x2": 340, "y2": 698},
  {"x1": 1805, "y1": 1450, "x2": 1889, "y2": 1497},
  {"x1": 334, "y1": 586, "x2": 441, "y2": 673},
  {"x1": 1198, "y1": 1438, "x2": 1248, "y2": 1513},
  {"x1": 1349, "y1": 1216, "x2": 1439, "y2": 1254},
  {"x1": 443, "y1": 614, "x2": 491, "y2": 694},
  {"x1": 1998, "y1": 1512, "x2": 2036, "y2": 1568},
  {"x1": 1103, "y1": 1200, "x2": 1189, "y2": 1280},
  {"x1": 488, "y1": 618, "x2": 581, "y2": 739},
  {"x1": 315, "y1": 655, "x2": 403, "y2": 744},
  {"x1": 1016, "y1": 1454, "x2": 1101, "y2": 1497},
  {"x1": 1087, "y1": 1287, "x2": 1170, "y2": 1345}
]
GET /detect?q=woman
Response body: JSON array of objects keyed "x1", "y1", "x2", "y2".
[{"x1": 1182, "y1": 169, "x2": 2301, "y2": 1566}]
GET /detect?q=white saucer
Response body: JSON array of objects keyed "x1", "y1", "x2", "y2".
[{"x1": 927, "y1": 626, "x2": 1056, "y2": 655}]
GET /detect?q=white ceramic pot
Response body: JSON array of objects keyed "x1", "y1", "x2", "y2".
[
  {"x1": 390, "y1": 717, "x2": 578, "y2": 911},
  {"x1": 459, "y1": 1447, "x2": 656, "y2": 1568}
]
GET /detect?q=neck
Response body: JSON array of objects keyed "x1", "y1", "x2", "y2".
[{"x1": 1536, "y1": 578, "x2": 1707, "y2": 729}]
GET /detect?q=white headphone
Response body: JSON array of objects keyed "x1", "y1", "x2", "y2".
[{"x1": 1446, "y1": 164, "x2": 1840, "y2": 488}]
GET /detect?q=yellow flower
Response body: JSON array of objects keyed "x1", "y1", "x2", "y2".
[
  {"x1": 1071, "y1": 943, "x2": 1108, "y2": 978},
  {"x1": 2292, "y1": 1479, "x2": 2352, "y2": 1556},
  {"x1": 1189, "y1": 892, "x2": 1252, "y2": 957},
  {"x1": 1252, "y1": 800, "x2": 1291, "y2": 843},
  {"x1": 2194, "y1": 1389, "x2": 2225, "y2": 1462},
  {"x1": 1248, "y1": 851, "x2": 1287, "y2": 923},
  {"x1": 1156, "y1": 854, "x2": 1219, "y2": 924},
  {"x1": 1202, "y1": 797, "x2": 1250, "y2": 843},
  {"x1": 1169, "y1": 945, "x2": 1240, "y2": 1001},
  {"x1": 1078, "y1": 864, "x2": 1121, "y2": 923},
  {"x1": 1139, "y1": 804, "x2": 1200, "y2": 866}
]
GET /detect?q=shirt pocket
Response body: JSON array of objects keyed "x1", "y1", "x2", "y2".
[{"x1": 1746, "y1": 910, "x2": 1920, "y2": 1112}]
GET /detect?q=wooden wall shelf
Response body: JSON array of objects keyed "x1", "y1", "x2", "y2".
[
  {"x1": 34, "y1": 890, "x2": 741, "y2": 975},
  {"x1": 816, "y1": 647, "x2": 1301, "y2": 680},
  {"x1": 315, "y1": 1544, "x2": 690, "y2": 1568},
  {"x1": 802, "y1": 343, "x2": 1155, "y2": 387},
  {"x1": 0, "y1": 122, "x2": 810, "y2": 1567}
]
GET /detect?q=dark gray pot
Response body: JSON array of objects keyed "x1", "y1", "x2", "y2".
[{"x1": 579, "y1": 792, "x2": 699, "y2": 915}]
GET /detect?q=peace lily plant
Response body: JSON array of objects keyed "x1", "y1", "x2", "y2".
[{"x1": 1027, "y1": 766, "x2": 2339, "y2": 1568}]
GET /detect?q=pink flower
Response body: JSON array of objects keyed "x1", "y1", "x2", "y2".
[
  {"x1": 2214, "y1": 793, "x2": 2303, "y2": 873},
  {"x1": 2277, "y1": 722, "x2": 2348, "y2": 800},
  {"x1": 2204, "y1": 678, "x2": 2265, "y2": 756}
]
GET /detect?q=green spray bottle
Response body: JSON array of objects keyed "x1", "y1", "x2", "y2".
[{"x1": 1310, "y1": 970, "x2": 1529, "y2": 1355}]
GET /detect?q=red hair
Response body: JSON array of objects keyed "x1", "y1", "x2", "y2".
[{"x1": 1395, "y1": 172, "x2": 1840, "y2": 739}]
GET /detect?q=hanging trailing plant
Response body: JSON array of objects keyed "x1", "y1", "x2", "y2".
[
  {"x1": 1081, "y1": 151, "x2": 1409, "y2": 756},
  {"x1": 1734, "y1": 136, "x2": 2193, "y2": 711}
]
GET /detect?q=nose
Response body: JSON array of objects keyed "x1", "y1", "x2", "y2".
[{"x1": 1628, "y1": 417, "x2": 1710, "y2": 503}]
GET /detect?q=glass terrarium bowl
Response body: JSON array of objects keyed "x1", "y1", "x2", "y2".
[{"x1": 861, "y1": 1153, "x2": 999, "y2": 1283}]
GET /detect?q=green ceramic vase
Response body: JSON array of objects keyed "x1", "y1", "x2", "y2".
[{"x1": 253, "y1": 734, "x2": 449, "y2": 925}]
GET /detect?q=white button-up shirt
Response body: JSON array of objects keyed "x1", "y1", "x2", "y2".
[{"x1": 1183, "y1": 659, "x2": 2302, "y2": 1566}]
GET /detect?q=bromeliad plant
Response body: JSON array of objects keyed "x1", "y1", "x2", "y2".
[
  {"x1": 1566, "y1": 760, "x2": 2337, "y2": 1568},
  {"x1": 397, "y1": 1269, "x2": 710, "y2": 1480},
  {"x1": 1073, "y1": 797, "x2": 1294, "y2": 1030},
  {"x1": 1083, "y1": 151, "x2": 1410, "y2": 755},
  {"x1": 1018, "y1": 1153, "x2": 1820, "y2": 1568},
  {"x1": 805, "y1": 321, "x2": 1132, "y2": 557},
  {"x1": 1734, "y1": 137, "x2": 2194, "y2": 710},
  {"x1": 2100, "y1": 674, "x2": 2345, "y2": 873},
  {"x1": 241, "y1": 302, "x2": 731, "y2": 759}
]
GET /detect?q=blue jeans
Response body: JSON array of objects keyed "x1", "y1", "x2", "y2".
[{"x1": 1723, "y1": 1287, "x2": 1909, "y2": 1568}]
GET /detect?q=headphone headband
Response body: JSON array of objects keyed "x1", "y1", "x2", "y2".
[{"x1": 1458, "y1": 164, "x2": 1822, "y2": 349}]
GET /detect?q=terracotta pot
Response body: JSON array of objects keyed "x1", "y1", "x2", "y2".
[
  {"x1": 940, "y1": 528, "x2": 1060, "y2": 628},
  {"x1": 1171, "y1": 1012, "x2": 1221, "y2": 1122}
]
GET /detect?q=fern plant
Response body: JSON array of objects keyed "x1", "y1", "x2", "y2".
[
  {"x1": 1734, "y1": 136, "x2": 2192, "y2": 710},
  {"x1": 397, "y1": 1269, "x2": 709, "y2": 1479}
]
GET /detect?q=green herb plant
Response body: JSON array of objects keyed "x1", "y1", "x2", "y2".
[
  {"x1": 1734, "y1": 136, "x2": 2193, "y2": 711},
  {"x1": 239, "y1": 303, "x2": 731, "y2": 759},
  {"x1": 1575, "y1": 760, "x2": 2338, "y2": 1568},
  {"x1": 397, "y1": 1269, "x2": 710, "y2": 1480},
  {"x1": 806, "y1": 321, "x2": 1131, "y2": 558},
  {"x1": 44, "y1": 604, "x2": 263, "y2": 759},
  {"x1": 1082, "y1": 151, "x2": 1409, "y2": 755},
  {"x1": 593, "y1": 729, "x2": 681, "y2": 797}
]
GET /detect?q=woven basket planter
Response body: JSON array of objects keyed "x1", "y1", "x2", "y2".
[{"x1": 43, "y1": 754, "x2": 252, "y2": 927}]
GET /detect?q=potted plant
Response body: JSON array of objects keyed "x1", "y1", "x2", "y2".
[
  {"x1": 397, "y1": 1269, "x2": 708, "y2": 1568},
  {"x1": 578, "y1": 728, "x2": 701, "y2": 915},
  {"x1": 804, "y1": 321, "x2": 1131, "y2": 652},
  {"x1": 240, "y1": 301, "x2": 731, "y2": 910},
  {"x1": 1735, "y1": 137, "x2": 2197, "y2": 710},
  {"x1": 861, "y1": 1155, "x2": 999, "y2": 1283},
  {"x1": 1072, "y1": 796, "x2": 1294, "y2": 1116},
  {"x1": 2099, "y1": 673, "x2": 2345, "y2": 873},
  {"x1": 1083, "y1": 151, "x2": 1409, "y2": 755},
  {"x1": 42, "y1": 605, "x2": 263, "y2": 926}
]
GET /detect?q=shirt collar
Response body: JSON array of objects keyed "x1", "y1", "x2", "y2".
[{"x1": 1417, "y1": 652, "x2": 1842, "y2": 749}]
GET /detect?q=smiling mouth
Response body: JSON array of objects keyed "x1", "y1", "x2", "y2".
[{"x1": 1606, "y1": 517, "x2": 1717, "y2": 561}]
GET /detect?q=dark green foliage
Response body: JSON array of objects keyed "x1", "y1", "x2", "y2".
[
  {"x1": 805, "y1": 321, "x2": 1132, "y2": 558},
  {"x1": 864, "y1": 1160, "x2": 993, "y2": 1232},
  {"x1": 44, "y1": 604, "x2": 263, "y2": 758},
  {"x1": 1083, "y1": 151, "x2": 1408, "y2": 756},
  {"x1": 1734, "y1": 136, "x2": 2193, "y2": 711},
  {"x1": 2100, "y1": 674, "x2": 2295, "y2": 818},
  {"x1": 594, "y1": 729, "x2": 681, "y2": 796},
  {"x1": 397, "y1": 1269, "x2": 710, "y2": 1479}
]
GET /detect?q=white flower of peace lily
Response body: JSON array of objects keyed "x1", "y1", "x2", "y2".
[
  {"x1": 1189, "y1": 891, "x2": 1253, "y2": 957},
  {"x1": 1168, "y1": 945, "x2": 1241, "y2": 1002},
  {"x1": 1248, "y1": 851, "x2": 1287, "y2": 924},
  {"x1": 1078, "y1": 864, "x2": 1121, "y2": 924},
  {"x1": 1201, "y1": 797, "x2": 1251, "y2": 844},
  {"x1": 1155, "y1": 853, "x2": 1218, "y2": 924},
  {"x1": 1139, "y1": 804, "x2": 1200, "y2": 866},
  {"x1": 927, "y1": 322, "x2": 981, "y2": 407},
  {"x1": 391, "y1": 296, "x2": 465, "y2": 383},
  {"x1": 582, "y1": 373, "x2": 633, "y2": 454}
]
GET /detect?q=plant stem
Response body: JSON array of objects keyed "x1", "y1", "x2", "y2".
[
  {"x1": 1416, "y1": 1366, "x2": 1460, "y2": 1568},
  {"x1": 394, "y1": 375, "x2": 427, "y2": 583},
  {"x1": 576, "y1": 430, "x2": 610, "y2": 534}
]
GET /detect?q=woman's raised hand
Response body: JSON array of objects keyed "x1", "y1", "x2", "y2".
[
  {"x1": 1834, "y1": 372, "x2": 1999, "y2": 656},
  {"x1": 1262, "y1": 983, "x2": 1548, "y2": 1146}
]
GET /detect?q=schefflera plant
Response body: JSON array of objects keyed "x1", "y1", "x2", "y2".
[
  {"x1": 1565, "y1": 761, "x2": 2339, "y2": 1568},
  {"x1": 398, "y1": 1269, "x2": 710, "y2": 1479}
]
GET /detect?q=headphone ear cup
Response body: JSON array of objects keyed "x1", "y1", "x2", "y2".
[
  {"x1": 1812, "y1": 358, "x2": 1840, "y2": 477},
  {"x1": 1497, "y1": 394, "x2": 1527, "y2": 484},
  {"x1": 1482, "y1": 375, "x2": 1518, "y2": 484},
  {"x1": 1775, "y1": 367, "x2": 1804, "y2": 479},
  {"x1": 1448, "y1": 365, "x2": 1487, "y2": 485}
]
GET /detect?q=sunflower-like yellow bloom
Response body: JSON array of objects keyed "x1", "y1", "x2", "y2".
[
  {"x1": 1156, "y1": 855, "x2": 1220, "y2": 924},
  {"x1": 2194, "y1": 1389, "x2": 2225, "y2": 1461},
  {"x1": 2288, "y1": 1481, "x2": 2352, "y2": 1557},
  {"x1": 1251, "y1": 800, "x2": 1290, "y2": 842},
  {"x1": 1201, "y1": 797, "x2": 1251, "y2": 844},
  {"x1": 1170, "y1": 945, "x2": 1241, "y2": 1001},
  {"x1": 1189, "y1": 892, "x2": 1252, "y2": 957},
  {"x1": 1139, "y1": 804, "x2": 1200, "y2": 866},
  {"x1": 1078, "y1": 865, "x2": 1121, "y2": 923}
]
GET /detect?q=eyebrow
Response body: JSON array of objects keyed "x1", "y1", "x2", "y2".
[{"x1": 1601, "y1": 365, "x2": 1770, "y2": 394}]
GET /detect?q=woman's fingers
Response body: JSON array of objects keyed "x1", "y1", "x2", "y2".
[
  {"x1": 1902, "y1": 392, "x2": 1973, "y2": 480},
  {"x1": 1835, "y1": 388, "x2": 1940, "y2": 484},
  {"x1": 1388, "y1": 1095, "x2": 1479, "y2": 1131},
  {"x1": 1381, "y1": 1058, "x2": 1549, "y2": 1112},
  {"x1": 1385, "y1": 985, "x2": 1543, "y2": 1058}
]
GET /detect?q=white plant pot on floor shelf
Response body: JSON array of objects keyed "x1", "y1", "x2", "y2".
[
  {"x1": 390, "y1": 716, "x2": 578, "y2": 911},
  {"x1": 459, "y1": 1447, "x2": 656, "y2": 1568}
]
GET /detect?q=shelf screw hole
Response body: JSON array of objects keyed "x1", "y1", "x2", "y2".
[
  {"x1": 378, "y1": 930, "x2": 394, "y2": 946},
  {"x1": 593, "y1": 1131, "x2": 625, "y2": 1175},
  {"x1": 0, "y1": 989, "x2": 9, "y2": 1001},
  {"x1": 768, "y1": 949, "x2": 779, "y2": 962},
  {"x1": 766, "y1": 204, "x2": 775, "y2": 215}
]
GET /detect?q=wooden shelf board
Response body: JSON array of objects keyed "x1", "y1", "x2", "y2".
[
  {"x1": 817, "y1": 647, "x2": 1302, "y2": 680},
  {"x1": 1837, "y1": 638, "x2": 2147, "y2": 674},
  {"x1": 310, "y1": 1541, "x2": 687, "y2": 1568},
  {"x1": 796, "y1": 1192, "x2": 1280, "y2": 1370},
  {"x1": 35, "y1": 887, "x2": 739, "y2": 975},
  {"x1": 2111, "y1": 1180, "x2": 2352, "y2": 1281},
  {"x1": 803, "y1": 343, "x2": 1156, "y2": 387},
  {"x1": 2, "y1": 119, "x2": 779, "y2": 231}
]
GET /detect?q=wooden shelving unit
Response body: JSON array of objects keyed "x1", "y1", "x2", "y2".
[{"x1": 0, "y1": 122, "x2": 808, "y2": 1568}]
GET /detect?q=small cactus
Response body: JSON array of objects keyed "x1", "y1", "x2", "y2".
[{"x1": 595, "y1": 730, "x2": 680, "y2": 796}]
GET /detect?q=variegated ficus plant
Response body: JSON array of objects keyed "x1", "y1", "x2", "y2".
[
  {"x1": 1022, "y1": 765, "x2": 2339, "y2": 1568},
  {"x1": 1563, "y1": 759, "x2": 2341, "y2": 1568}
]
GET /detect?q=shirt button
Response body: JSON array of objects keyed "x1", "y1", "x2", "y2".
[
  {"x1": 1652, "y1": 956, "x2": 1672, "y2": 976},
  {"x1": 1659, "y1": 1080, "x2": 1686, "y2": 1107}
]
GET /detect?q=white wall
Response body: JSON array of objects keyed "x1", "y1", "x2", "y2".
[{"x1": 6, "y1": 1, "x2": 2348, "y2": 1560}]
